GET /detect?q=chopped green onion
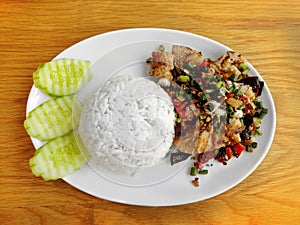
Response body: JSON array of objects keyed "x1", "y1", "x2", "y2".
[
  {"x1": 252, "y1": 142, "x2": 258, "y2": 148},
  {"x1": 228, "y1": 86, "x2": 234, "y2": 93},
  {"x1": 216, "y1": 81, "x2": 224, "y2": 89},
  {"x1": 159, "y1": 44, "x2": 165, "y2": 52},
  {"x1": 240, "y1": 118, "x2": 244, "y2": 127},
  {"x1": 230, "y1": 74, "x2": 239, "y2": 81},
  {"x1": 240, "y1": 63, "x2": 249, "y2": 71},
  {"x1": 229, "y1": 111, "x2": 235, "y2": 117},
  {"x1": 199, "y1": 114, "x2": 207, "y2": 120},
  {"x1": 238, "y1": 104, "x2": 246, "y2": 110},
  {"x1": 258, "y1": 108, "x2": 268, "y2": 119},
  {"x1": 246, "y1": 145, "x2": 252, "y2": 152},
  {"x1": 250, "y1": 128, "x2": 263, "y2": 136},
  {"x1": 234, "y1": 88, "x2": 242, "y2": 96},
  {"x1": 179, "y1": 90, "x2": 185, "y2": 95},
  {"x1": 199, "y1": 169, "x2": 208, "y2": 175},
  {"x1": 240, "y1": 64, "x2": 250, "y2": 77},
  {"x1": 226, "y1": 106, "x2": 234, "y2": 113},
  {"x1": 227, "y1": 117, "x2": 233, "y2": 124},
  {"x1": 201, "y1": 93, "x2": 209, "y2": 101},
  {"x1": 253, "y1": 117, "x2": 261, "y2": 126},
  {"x1": 255, "y1": 100, "x2": 263, "y2": 109},
  {"x1": 176, "y1": 117, "x2": 182, "y2": 123},
  {"x1": 178, "y1": 75, "x2": 190, "y2": 83},
  {"x1": 241, "y1": 70, "x2": 248, "y2": 76},
  {"x1": 256, "y1": 128, "x2": 263, "y2": 136},
  {"x1": 232, "y1": 82, "x2": 238, "y2": 89},
  {"x1": 190, "y1": 167, "x2": 198, "y2": 176},
  {"x1": 215, "y1": 76, "x2": 222, "y2": 82},
  {"x1": 177, "y1": 95, "x2": 185, "y2": 102}
]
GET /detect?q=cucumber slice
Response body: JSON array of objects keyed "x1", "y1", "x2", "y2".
[
  {"x1": 24, "y1": 96, "x2": 82, "y2": 141},
  {"x1": 33, "y1": 58, "x2": 92, "y2": 96},
  {"x1": 29, "y1": 132, "x2": 88, "y2": 180}
]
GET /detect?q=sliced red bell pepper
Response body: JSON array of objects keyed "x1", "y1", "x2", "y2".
[
  {"x1": 175, "y1": 101, "x2": 188, "y2": 113},
  {"x1": 226, "y1": 147, "x2": 232, "y2": 160},
  {"x1": 233, "y1": 143, "x2": 245, "y2": 156}
]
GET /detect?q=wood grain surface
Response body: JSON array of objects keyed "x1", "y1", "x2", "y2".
[{"x1": 1, "y1": 0, "x2": 299, "y2": 224}]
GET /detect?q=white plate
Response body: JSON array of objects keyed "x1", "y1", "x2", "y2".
[{"x1": 26, "y1": 28, "x2": 276, "y2": 206}]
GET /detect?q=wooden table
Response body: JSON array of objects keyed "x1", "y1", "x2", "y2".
[{"x1": 1, "y1": 1, "x2": 299, "y2": 224}]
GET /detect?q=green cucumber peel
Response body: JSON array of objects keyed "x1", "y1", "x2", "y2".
[
  {"x1": 33, "y1": 58, "x2": 92, "y2": 96},
  {"x1": 24, "y1": 96, "x2": 82, "y2": 141},
  {"x1": 29, "y1": 132, "x2": 89, "y2": 181}
]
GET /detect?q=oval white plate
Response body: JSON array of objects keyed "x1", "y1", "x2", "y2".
[{"x1": 26, "y1": 28, "x2": 276, "y2": 206}]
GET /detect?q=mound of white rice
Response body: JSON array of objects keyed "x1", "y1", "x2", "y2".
[{"x1": 79, "y1": 75, "x2": 175, "y2": 172}]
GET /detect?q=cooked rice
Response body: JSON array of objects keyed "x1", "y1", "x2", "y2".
[{"x1": 79, "y1": 74, "x2": 175, "y2": 172}]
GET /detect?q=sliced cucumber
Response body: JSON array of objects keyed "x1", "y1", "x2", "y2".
[
  {"x1": 24, "y1": 96, "x2": 82, "y2": 141},
  {"x1": 33, "y1": 58, "x2": 92, "y2": 96},
  {"x1": 29, "y1": 132, "x2": 88, "y2": 180}
]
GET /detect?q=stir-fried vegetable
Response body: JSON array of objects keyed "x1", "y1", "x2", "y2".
[{"x1": 147, "y1": 45, "x2": 268, "y2": 187}]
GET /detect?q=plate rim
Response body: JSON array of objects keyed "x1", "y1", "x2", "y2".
[{"x1": 26, "y1": 28, "x2": 277, "y2": 206}]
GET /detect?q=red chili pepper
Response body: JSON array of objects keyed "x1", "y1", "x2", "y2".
[
  {"x1": 201, "y1": 61, "x2": 211, "y2": 67},
  {"x1": 226, "y1": 147, "x2": 232, "y2": 160},
  {"x1": 194, "y1": 161, "x2": 203, "y2": 169},
  {"x1": 242, "y1": 103, "x2": 253, "y2": 115},
  {"x1": 179, "y1": 111, "x2": 188, "y2": 119},
  {"x1": 226, "y1": 93, "x2": 234, "y2": 98},
  {"x1": 172, "y1": 99, "x2": 182, "y2": 107},
  {"x1": 243, "y1": 108, "x2": 249, "y2": 114},
  {"x1": 217, "y1": 156, "x2": 227, "y2": 165},
  {"x1": 240, "y1": 96, "x2": 249, "y2": 104},
  {"x1": 233, "y1": 143, "x2": 245, "y2": 156},
  {"x1": 175, "y1": 101, "x2": 188, "y2": 113}
]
